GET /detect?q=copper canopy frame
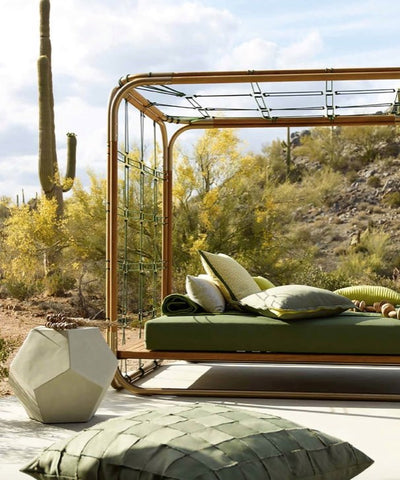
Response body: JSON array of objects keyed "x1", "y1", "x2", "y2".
[{"x1": 106, "y1": 67, "x2": 400, "y2": 399}]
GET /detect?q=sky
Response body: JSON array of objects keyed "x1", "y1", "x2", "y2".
[{"x1": 1, "y1": 0, "x2": 400, "y2": 201}]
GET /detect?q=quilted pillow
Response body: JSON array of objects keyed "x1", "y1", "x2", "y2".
[
  {"x1": 199, "y1": 250, "x2": 261, "y2": 301},
  {"x1": 334, "y1": 285, "x2": 400, "y2": 306},
  {"x1": 21, "y1": 403, "x2": 373, "y2": 480},
  {"x1": 186, "y1": 274, "x2": 225, "y2": 313},
  {"x1": 240, "y1": 284, "x2": 355, "y2": 319}
]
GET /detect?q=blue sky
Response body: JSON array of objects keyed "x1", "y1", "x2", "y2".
[{"x1": 1, "y1": 0, "x2": 400, "y2": 200}]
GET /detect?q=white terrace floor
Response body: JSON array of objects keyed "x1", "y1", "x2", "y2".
[{"x1": 2, "y1": 361, "x2": 400, "y2": 479}]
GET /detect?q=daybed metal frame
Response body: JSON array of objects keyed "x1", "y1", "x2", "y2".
[{"x1": 106, "y1": 67, "x2": 400, "y2": 399}]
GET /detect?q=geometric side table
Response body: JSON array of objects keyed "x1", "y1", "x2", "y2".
[{"x1": 9, "y1": 326, "x2": 118, "y2": 423}]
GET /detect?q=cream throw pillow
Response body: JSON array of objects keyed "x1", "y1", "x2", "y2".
[
  {"x1": 185, "y1": 275, "x2": 225, "y2": 313},
  {"x1": 199, "y1": 250, "x2": 261, "y2": 302}
]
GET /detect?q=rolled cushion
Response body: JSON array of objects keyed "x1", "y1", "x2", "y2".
[
  {"x1": 161, "y1": 294, "x2": 204, "y2": 315},
  {"x1": 21, "y1": 403, "x2": 373, "y2": 480},
  {"x1": 186, "y1": 274, "x2": 225, "y2": 313},
  {"x1": 334, "y1": 285, "x2": 400, "y2": 306},
  {"x1": 240, "y1": 284, "x2": 355, "y2": 319},
  {"x1": 199, "y1": 250, "x2": 261, "y2": 301}
]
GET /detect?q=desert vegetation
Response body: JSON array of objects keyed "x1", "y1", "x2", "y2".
[{"x1": 1, "y1": 125, "x2": 400, "y2": 312}]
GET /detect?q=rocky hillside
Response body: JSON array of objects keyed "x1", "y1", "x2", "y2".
[{"x1": 293, "y1": 155, "x2": 400, "y2": 274}]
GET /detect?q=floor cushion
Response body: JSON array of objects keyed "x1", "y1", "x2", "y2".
[{"x1": 21, "y1": 403, "x2": 373, "y2": 480}]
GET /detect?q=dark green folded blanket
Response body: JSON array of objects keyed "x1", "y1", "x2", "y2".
[{"x1": 161, "y1": 293, "x2": 204, "y2": 315}]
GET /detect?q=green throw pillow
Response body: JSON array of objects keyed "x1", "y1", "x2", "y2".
[
  {"x1": 199, "y1": 250, "x2": 261, "y2": 302},
  {"x1": 240, "y1": 284, "x2": 355, "y2": 319},
  {"x1": 334, "y1": 285, "x2": 400, "y2": 306},
  {"x1": 22, "y1": 403, "x2": 373, "y2": 480},
  {"x1": 253, "y1": 275, "x2": 275, "y2": 290}
]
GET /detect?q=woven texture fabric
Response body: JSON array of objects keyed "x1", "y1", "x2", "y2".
[{"x1": 22, "y1": 403, "x2": 373, "y2": 480}]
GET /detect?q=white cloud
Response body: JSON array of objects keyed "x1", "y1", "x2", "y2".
[
  {"x1": 278, "y1": 31, "x2": 324, "y2": 68},
  {"x1": 217, "y1": 38, "x2": 279, "y2": 71},
  {"x1": 1, "y1": 0, "x2": 400, "y2": 199}
]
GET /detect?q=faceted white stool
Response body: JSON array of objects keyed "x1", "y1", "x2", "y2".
[{"x1": 9, "y1": 326, "x2": 118, "y2": 423}]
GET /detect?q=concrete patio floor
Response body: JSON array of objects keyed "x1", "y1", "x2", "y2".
[{"x1": 2, "y1": 362, "x2": 400, "y2": 479}]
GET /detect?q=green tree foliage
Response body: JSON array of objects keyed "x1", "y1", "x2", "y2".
[
  {"x1": 296, "y1": 125, "x2": 398, "y2": 172},
  {"x1": 64, "y1": 173, "x2": 107, "y2": 312},
  {"x1": 171, "y1": 129, "x2": 337, "y2": 289},
  {"x1": 0, "y1": 175, "x2": 106, "y2": 306},
  {"x1": 295, "y1": 127, "x2": 348, "y2": 171},
  {"x1": 172, "y1": 129, "x2": 243, "y2": 284},
  {"x1": 0, "y1": 198, "x2": 69, "y2": 298},
  {"x1": 0, "y1": 125, "x2": 399, "y2": 308}
]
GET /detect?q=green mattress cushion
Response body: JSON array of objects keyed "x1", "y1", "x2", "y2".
[
  {"x1": 145, "y1": 311, "x2": 400, "y2": 355},
  {"x1": 240, "y1": 285, "x2": 355, "y2": 320},
  {"x1": 21, "y1": 403, "x2": 373, "y2": 480}
]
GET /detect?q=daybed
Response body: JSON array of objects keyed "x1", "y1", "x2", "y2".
[
  {"x1": 107, "y1": 67, "x2": 400, "y2": 399},
  {"x1": 114, "y1": 251, "x2": 400, "y2": 400}
]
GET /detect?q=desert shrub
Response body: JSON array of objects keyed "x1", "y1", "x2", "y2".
[
  {"x1": 383, "y1": 192, "x2": 400, "y2": 209},
  {"x1": 0, "y1": 198, "x2": 70, "y2": 299},
  {"x1": 337, "y1": 230, "x2": 391, "y2": 280},
  {"x1": 367, "y1": 175, "x2": 381, "y2": 188},
  {"x1": 3, "y1": 279, "x2": 42, "y2": 301},
  {"x1": 292, "y1": 265, "x2": 352, "y2": 291},
  {"x1": 0, "y1": 174, "x2": 106, "y2": 304},
  {"x1": 0, "y1": 337, "x2": 15, "y2": 380},
  {"x1": 43, "y1": 271, "x2": 76, "y2": 297}
]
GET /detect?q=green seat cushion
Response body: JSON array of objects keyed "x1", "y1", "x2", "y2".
[
  {"x1": 145, "y1": 311, "x2": 400, "y2": 355},
  {"x1": 21, "y1": 403, "x2": 373, "y2": 480}
]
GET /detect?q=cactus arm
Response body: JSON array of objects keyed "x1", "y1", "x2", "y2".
[{"x1": 62, "y1": 133, "x2": 77, "y2": 192}]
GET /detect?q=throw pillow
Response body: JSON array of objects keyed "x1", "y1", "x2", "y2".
[
  {"x1": 199, "y1": 250, "x2": 261, "y2": 302},
  {"x1": 253, "y1": 275, "x2": 275, "y2": 290},
  {"x1": 186, "y1": 275, "x2": 225, "y2": 313},
  {"x1": 240, "y1": 284, "x2": 355, "y2": 319}
]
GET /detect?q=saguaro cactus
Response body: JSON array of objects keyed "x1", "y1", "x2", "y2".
[{"x1": 38, "y1": 0, "x2": 76, "y2": 217}]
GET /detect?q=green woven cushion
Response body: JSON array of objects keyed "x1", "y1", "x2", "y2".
[
  {"x1": 334, "y1": 285, "x2": 400, "y2": 306},
  {"x1": 240, "y1": 284, "x2": 354, "y2": 319},
  {"x1": 22, "y1": 403, "x2": 373, "y2": 480}
]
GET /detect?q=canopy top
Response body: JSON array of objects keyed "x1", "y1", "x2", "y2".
[{"x1": 116, "y1": 67, "x2": 400, "y2": 129}]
